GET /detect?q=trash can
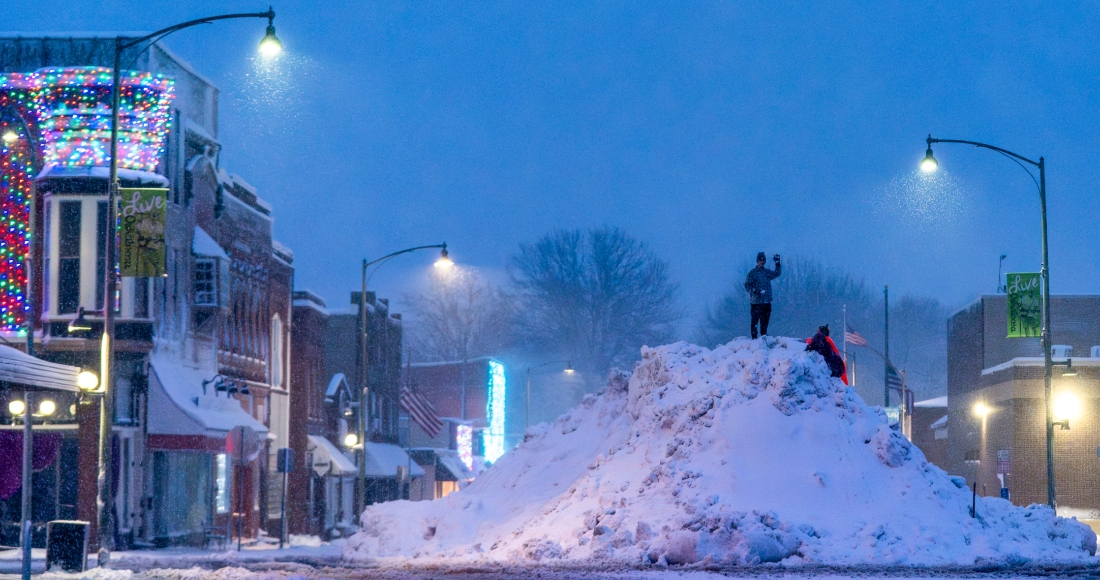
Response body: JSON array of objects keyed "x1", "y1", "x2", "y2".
[{"x1": 46, "y1": 520, "x2": 89, "y2": 573}]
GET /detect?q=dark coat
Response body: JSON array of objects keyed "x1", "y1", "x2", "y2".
[{"x1": 744, "y1": 262, "x2": 781, "y2": 305}]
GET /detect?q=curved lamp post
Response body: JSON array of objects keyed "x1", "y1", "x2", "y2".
[
  {"x1": 920, "y1": 134, "x2": 1056, "y2": 508},
  {"x1": 95, "y1": 9, "x2": 281, "y2": 563},
  {"x1": 355, "y1": 244, "x2": 450, "y2": 518},
  {"x1": 525, "y1": 361, "x2": 573, "y2": 432}
]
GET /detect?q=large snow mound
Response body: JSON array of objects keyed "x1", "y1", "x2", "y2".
[{"x1": 345, "y1": 338, "x2": 1096, "y2": 567}]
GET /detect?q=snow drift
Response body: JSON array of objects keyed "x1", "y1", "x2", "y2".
[{"x1": 345, "y1": 337, "x2": 1096, "y2": 567}]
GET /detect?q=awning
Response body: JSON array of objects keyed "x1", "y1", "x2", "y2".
[
  {"x1": 0, "y1": 345, "x2": 82, "y2": 392},
  {"x1": 146, "y1": 352, "x2": 268, "y2": 440},
  {"x1": 363, "y1": 442, "x2": 425, "y2": 479},
  {"x1": 434, "y1": 449, "x2": 475, "y2": 482},
  {"x1": 192, "y1": 226, "x2": 229, "y2": 259},
  {"x1": 308, "y1": 435, "x2": 357, "y2": 476}
]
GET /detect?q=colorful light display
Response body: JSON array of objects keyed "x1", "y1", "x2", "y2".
[
  {"x1": 28, "y1": 67, "x2": 174, "y2": 172},
  {"x1": 0, "y1": 67, "x2": 175, "y2": 331},
  {"x1": 456, "y1": 424, "x2": 474, "y2": 471},
  {"x1": 0, "y1": 105, "x2": 32, "y2": 331},
  {"x1": 484, "y1": 360, "x2": 507, "y2": 464}
]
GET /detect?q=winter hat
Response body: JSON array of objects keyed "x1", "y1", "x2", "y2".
[
  {"x1": 819, "y1": 324, "x2": 830, "y2": 336},
  {"x1": 756, "y1": 252, "x2": 766, "y2": 262}
]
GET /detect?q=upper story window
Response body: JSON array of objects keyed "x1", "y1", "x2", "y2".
[{"x1": 194, "y1": 259, "x2": 217, "y2": 306}]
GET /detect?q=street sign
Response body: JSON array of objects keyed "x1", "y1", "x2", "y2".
[{"x1": 277, "y1": 447, "x2": 295, "y2": 473}]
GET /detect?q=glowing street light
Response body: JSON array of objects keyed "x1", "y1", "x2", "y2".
[
  {"x1": 8, "y1": 400, "x2": 25, "y2": 416},
  {"x1": 259, "y1": 14, "x2": 283, "y2": 58},
  {"x1": 343, "y1": 432, "x2": 359, "y2": 448},
  {"x1": 2, "y1": 131, "x2": 17, "y2": 144},
  {"x1": 434, "y1": 245, "x2": 454, "y2": 269},
  {"x1": 920, "y1": 132, "x2": 1055, "y2": 508},
  {"x1": 78, "y1": 370, "x2": 101, "y2": 392},
  {"x1": 1052, "y1": 391, "x2": 1080, "y2": 430},
  {"x1": 921, "y1": 144, "x2": 938, "y2": 173},
  {"x1": 972, "y1": 402, "x2": 990, "y2": 419}
]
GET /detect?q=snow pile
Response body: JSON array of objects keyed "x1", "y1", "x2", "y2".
[{"x1": 345, "y1": 337, "x2": 1096, "y2": 567}]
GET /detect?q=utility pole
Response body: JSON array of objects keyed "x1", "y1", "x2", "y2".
[{"x1": 884, "y1": 285, "x2": 890, "y2": 407}]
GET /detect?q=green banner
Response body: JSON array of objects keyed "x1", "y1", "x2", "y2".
[
  {"x1": 1006, "y1": 272, "x2": 1041, "y2": 338},
  {"x1": 119, "y1": 188, "x2": 168, "y2": 277}
]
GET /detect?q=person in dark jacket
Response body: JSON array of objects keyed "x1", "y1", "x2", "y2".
[
  {"x1": 744, "y1": 252, "x2": 781, "y2": 338},
  {"x1": 806, "y1": 324, "x2": 848, "y2": 384}
]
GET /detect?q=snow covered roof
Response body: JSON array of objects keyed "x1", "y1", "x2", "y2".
[
  {"x1": 362, "y1": 442, "x2": 425, "y2": 479},
  {"x1": 325, "y1": 373, "x2": 349, "y2": 400},
  {"x1": 914, "y1": 395, "x2": 947, "y2": 408},
  {"x1": 408, "y1": 356, "x2": 500, "y2": 368},
  {"x1": 272, "y1": 240, "x2": 294, "y2": 261},
  {"x1": 192, "y1": 226, "x2": 229, "y2": 260},
  {"x1": 36, "y1": 165, "x2": 169, "y2": 187},
  {"x1": 0, "y1": 345, "x2": 82, "y2": 392},
  {"x1": 432, "y1": 449, "x2": 475, "y2": 482},
  {"x1": 930, "y1": 414, "x2": 948, "y2": 429},
  {"x1": 982, "y1": 356, "x2": 1100, "y2": 376},
  {"x1": 308, "y1": 435, "x2": 357, "y2": 476},
  {"x1": 147, "y1": 352, "x2": 268, "y2": 437}
]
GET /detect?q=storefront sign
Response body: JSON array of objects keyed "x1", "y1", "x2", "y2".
[
  {"x1": 118, "y1": 188, "x2": 168, "y2": 277},
  {"x1": 1006, "y1": 272, "x2": 1041, "y2": 338}
]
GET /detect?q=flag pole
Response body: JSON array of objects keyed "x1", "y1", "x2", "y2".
[{"x1": 842, "y1": 304, "x2": 848, "y2": 370}]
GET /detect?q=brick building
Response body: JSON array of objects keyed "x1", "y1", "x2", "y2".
[
  {"x1": 0, "y1": 37, "x2": 293, "y2": 548},
  {"x1": 947, "y1": 294, "x2": 1100, "y2": 514},
  {"x1": 287, "y1": 289, "x2": 419, "y2": 539}
]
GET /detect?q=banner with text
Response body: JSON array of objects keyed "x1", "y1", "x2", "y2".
[
  {"x1": 119, "y1": 188, "x2": 168, "y2": 277},
  {"x1": 1006, "y1": 272, "x2": 1041, "y2": 338}
]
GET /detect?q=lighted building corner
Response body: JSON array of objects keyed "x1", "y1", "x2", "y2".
[
  {"x1": 947, "y1": 294, "x2": 1100, "y2": 518},
  {"x1": 0, "y1": 36, "x2": 294, "y2": 549},
  {"x1": 402, "y1": 357, "x2": 509, "y2": 499}
]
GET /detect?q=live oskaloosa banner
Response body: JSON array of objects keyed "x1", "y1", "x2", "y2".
[
  {"x1": 119, "y1": 188, "x2": 168, "y2": 277},
  {"x1": 1006, "y1": 272, "x2": 1041, "y2": 338}
]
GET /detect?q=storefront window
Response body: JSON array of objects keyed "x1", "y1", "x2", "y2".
[{"x1": 215, "y1": 453, "x2": 230, "y2": 514}]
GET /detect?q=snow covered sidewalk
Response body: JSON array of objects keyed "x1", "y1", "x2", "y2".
[{"x1": 344, "y1": 337, "x2": 1097, "y2": 568}]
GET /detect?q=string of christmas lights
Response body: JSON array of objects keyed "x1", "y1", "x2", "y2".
[{"x1": 0, "y1": 67, "x2": 175, "y2": 331}]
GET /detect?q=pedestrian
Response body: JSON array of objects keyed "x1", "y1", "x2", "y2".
[
  {"x1": 744, "y1": 252, "x2": 781, "y2": 338},
  {"x1": 806, "y1": 324, "x2": 848, "y2": 384}
]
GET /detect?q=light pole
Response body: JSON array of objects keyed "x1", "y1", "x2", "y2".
[
  {"x1": 356, "y1": 244, "x2": 451, "y2": 518},
  {"x1": 525, "y1": 361, "x2": 573, "y2": 432},
  {"x1": 920, "y1": 134, "x2": 1056, "y2": 508},
  {"x1": 98, "y1": 10, "x2": 281, "y2": 563}
]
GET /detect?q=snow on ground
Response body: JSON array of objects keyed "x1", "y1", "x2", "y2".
[{"x1": 344, "y1": 337, "x2": 1097, "y2": 568}]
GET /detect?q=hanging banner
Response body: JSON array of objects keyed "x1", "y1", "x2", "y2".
[
  {"x1": 118, "y1": 188, "x2": 168, "y2": 277},
  {"x1": 1006, "y1": 272, "x2": 1041, "y2": 338}
]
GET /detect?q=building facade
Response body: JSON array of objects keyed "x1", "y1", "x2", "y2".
[
  {"x1": 287, "y1": 289, "x2": 418, "y2": 538},
  {"x1": 947, "y1": 294, "x2": 1100, "y2": 514},
  {"x1": 0, "y1": 37, "x2": 292, "y2": 548}
]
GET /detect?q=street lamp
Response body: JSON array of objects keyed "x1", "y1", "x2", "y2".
[
  {"x1": 920, "y1": 134, "x2": 1056, "y2": 507},
  {"x1": 355, "y1": 243, "x2": 449, "y2": 519},
  {"x1": 94, "y1": 9, "x2": 281, "y2": 564},
  {"x1": 525, "y1": 361, "x2": 573, "y2": 433}
]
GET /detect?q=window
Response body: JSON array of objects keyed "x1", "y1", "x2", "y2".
[
  {"x1": 96, "y1": 201, "x2": 107, "y2": 310},
  {"x1": 57, "y1": 201, "x2": 81, "y2": 314},
  {"x1": 134, "y1": 278, "x2": 150, "y2": 318},
  {"x1": 194, "y1": 259, "x2": 217, "y2": 306},
  {"x1": 215, "y1": 454, "x2": 230, "y2": 514},
  {"x1": 270, "y1": 315, "x2": 283, "y2": 388}
]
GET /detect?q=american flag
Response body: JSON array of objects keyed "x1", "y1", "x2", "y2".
[
  {"x1": 400, "y1": 386, "x2": 443, "y2": 439},
  {"x1": 887, "y1": 364, "x2": 903, "y2": 392},
  {"x1": 844, "y1": 326, "x2": 868, "y2": 346}
]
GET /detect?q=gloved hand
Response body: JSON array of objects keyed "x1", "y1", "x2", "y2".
[{"x1": 773, "y1": 254, "x2": 781, "y2": 262}]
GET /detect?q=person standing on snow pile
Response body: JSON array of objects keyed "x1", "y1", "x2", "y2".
[
  {"x1": 806, "y1": 324, "x2": 848, "y2": 384},
  {"x1": 744, "y1": 252, "x2": 781, "y2": 338}
]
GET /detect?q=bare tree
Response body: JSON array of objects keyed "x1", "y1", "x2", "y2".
[
  {"x1": 510, "y1": 226, "x2": 681, "y2": 387},
  {"x1": 404, "y1": 266, "x2": 514, "y2": 363}
]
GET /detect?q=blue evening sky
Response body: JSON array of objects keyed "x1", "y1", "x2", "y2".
[{"x1": 5, "y1": 1, "x2": 1100, "y2": 327}]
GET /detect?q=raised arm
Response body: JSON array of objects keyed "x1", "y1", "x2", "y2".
[{"x1": 769, "y1": 259, "x2": 782, "y2": 279}]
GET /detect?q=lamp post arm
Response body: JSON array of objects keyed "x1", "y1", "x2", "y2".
[
  {"x1": 927, "y1": 137, "x2": 1039, "y2": 167},
  {"x1": 364, "y1": 244, "x2": 447, "y2": 269},
  {"x1": 117, "y1": 10, "x2": 275, "y2": 51}
]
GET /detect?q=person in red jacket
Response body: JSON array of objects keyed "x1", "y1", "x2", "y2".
[{"x1": 805, "y1": 325, "x2": 848, "y2": 385}]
